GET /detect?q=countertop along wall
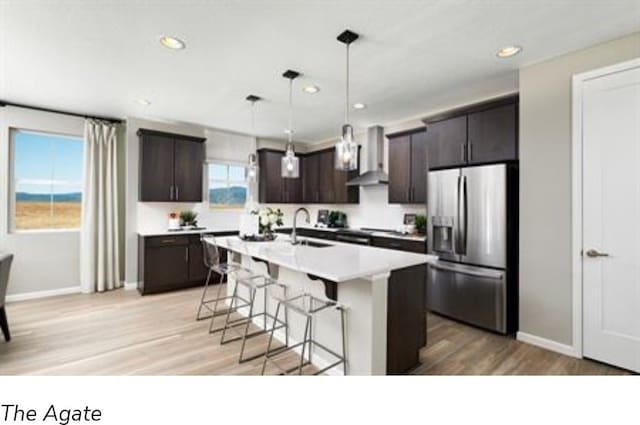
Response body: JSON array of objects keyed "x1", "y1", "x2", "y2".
[{"x1": 518, "y1": 32, "x2": 640, "y2": 348}]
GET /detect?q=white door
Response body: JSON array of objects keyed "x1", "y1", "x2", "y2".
[{"x1": 582, "y1": 63, "x2": 640, "y2": 373}]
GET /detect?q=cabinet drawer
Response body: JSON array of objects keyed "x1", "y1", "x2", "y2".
[
  {"x1": 145, "y1": 235, "x2": 189, "y2": 247},
  {"x1": 371, "y1": 236, "x2": 426, "y2": 253}
]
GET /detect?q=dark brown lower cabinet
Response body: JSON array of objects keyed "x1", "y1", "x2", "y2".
[
  {"x1": 387, "y1": 264, "x2": 427, "y2": 374},
  {"x1": 370, "y1": 236, "x2": 427, "y2": 253},
  {"x1": 138, "y1": 232, "x2": 236, "y2": 295}
]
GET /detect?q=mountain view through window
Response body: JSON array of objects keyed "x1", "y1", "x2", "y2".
[{"x1": 12, "y1": 129, "x2": 84, "y2": 230}]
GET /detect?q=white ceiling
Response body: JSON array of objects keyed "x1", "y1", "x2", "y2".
[{"x1": 1, "y1": 0, "x2": 639, "y2": 143}]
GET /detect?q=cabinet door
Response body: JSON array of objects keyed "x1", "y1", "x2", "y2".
[
  {"x1": 467, "y1": 103, "x2": 517, "y2": 164},
  {"x1": 425, "y1": 115, "x2": 467, "y2": 169},
  {"x1": 410, "y1": 131, "x2": 428, "y2": 203},
  {"x1": 283, "y1": 170, "x2": 303, "y2": 203},
  {"x1": 258, "y1": 151, "x2": 283, "y2": 203},
  {"x1": 188, "y1": 243, "x2": 208, "y2": 282},
  {"x1": 318, "y1": 150, "x2": 335, "y2": 203},
  {"x1": 173, "y1": 139, "x2": 204, "y2": 202},
  {"x1": 388, "y1": 135, "x2": 411, "y2": 203},
  {"x1": 303, "y1": 154, "x2": 320, "y2": 203},
  {"x1": 140, "y1": 134, "x2": 175, "y2": 201},
  {"x1": 145, "y1": 246, "x2": 189, "y2": 288}
]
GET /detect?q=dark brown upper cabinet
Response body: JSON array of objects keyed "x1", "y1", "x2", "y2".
[
  {"x1": 258, "y1": 149, "x2": 285, "y2": 203},
  {"x1": 387, "y1": 129, "x2": 427, "y2": 204},
  {"x1": 258, "y1": 147, "x2": 359, "y2": 205},
  {"x1": 303, "y1": 154, "x2": 320, "y2": 203},
  {"x1": 424, "y1": 116, "x2": 467, "y2": 169},
  {"x1": 139, "y1": 129, "x2": 205, "y2": 202},
  {"x1": 467, "y1": 103, "x2": 517, "y2": 164},
  {"x1": 423, "y1": 95, "x2": 518, "y2": 170}
]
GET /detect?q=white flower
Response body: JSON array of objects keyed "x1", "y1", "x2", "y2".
[
  {"x1": 269, "y1": 213, "x2": 278, "y2": 224},
  {"x1": 260, "y1": 215, "x2": 270, "y2": 226},
  {"x1": 259, "y1": 209, "x2": 268, "y2": 218}
]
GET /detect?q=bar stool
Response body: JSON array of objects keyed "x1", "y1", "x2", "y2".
[
  {"x1": 215, "y1": 237, "x2": 289, "y2": 362},
  {"x1": 220, "y1": 273, "x2": 290, "y2": 363},
  {"x1": 260, "y1": 245, "x2": 348, "y2": 376},
  {"x1": 196, "y1": 235, "x2": 256, "y2": 334}
]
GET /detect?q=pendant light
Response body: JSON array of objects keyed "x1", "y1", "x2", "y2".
[
  {"x1": 245, "y1": 94, "x2": 261, "y2": 182},
  {"x1": 281, "y1": 69, "x2": 300, "y2": 178},
  {"x1": 335, "y1": 29, "x2": 359, "y2": 171}
]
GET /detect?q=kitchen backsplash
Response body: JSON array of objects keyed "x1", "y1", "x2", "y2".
[{"x1": 137, "y1": 184, "x2": 425, "y2": 233}]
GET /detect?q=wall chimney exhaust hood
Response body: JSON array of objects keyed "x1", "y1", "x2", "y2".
[{"x1": 346, "y1": 126, "x2": 388, "y2": 186}]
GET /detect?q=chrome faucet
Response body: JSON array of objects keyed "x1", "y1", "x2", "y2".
[{"x1": 291, "y1": 207, "x2": 310, "y2": 245}]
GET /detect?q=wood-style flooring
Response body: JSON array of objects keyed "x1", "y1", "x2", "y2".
[{"x1": 0, "y1": 287, "x2": 629, "y2": 375}]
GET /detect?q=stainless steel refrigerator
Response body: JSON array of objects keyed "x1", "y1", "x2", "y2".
[{"x1": 427, "y1": 163, "x2": 518, "y2": 334}]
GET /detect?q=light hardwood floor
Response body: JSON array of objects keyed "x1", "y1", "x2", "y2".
[{"x1": 0, "y1": 287, "x2": 629, "y2": 375}]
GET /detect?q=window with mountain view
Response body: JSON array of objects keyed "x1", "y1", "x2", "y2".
[
  {"x1": 11, "y1": 129, "x2": 84, "y2": 231},
  {"x1": 208, "y1": 162, "x2": 247, "y2": 209}
]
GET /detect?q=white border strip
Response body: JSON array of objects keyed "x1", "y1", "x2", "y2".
[
  {"x1": 6, "y1": 286, "x2": 81, "y2": 303},
  {"x1": 517, "y1": 332, "x2": 580, "y2": 358}
]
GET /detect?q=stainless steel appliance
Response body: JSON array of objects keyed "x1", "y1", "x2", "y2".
[
  {"x1": 427, "y1": 163, "x2": 518, "y2": 334},
  {"x1": 334, "y1": 229, "x2": 372, "y2": 245}
]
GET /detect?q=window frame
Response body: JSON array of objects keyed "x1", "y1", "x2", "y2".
[
  {"x1": 206, "y1": 159, "x2": 248, "y2": 210},
  {"x1": 8, "y1": 127, "x2": 84, "y2": 234}
]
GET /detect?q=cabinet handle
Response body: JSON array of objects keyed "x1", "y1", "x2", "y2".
[
  {"x1": 185, "y1": 247, "x2": 189, "y2": 263},
  {"x1": 461, "y1": 144, "x2": 466, "y2": 162},
  {"x1": 170, "y1": 185, "x2": 174, "y2": 200},
  {"x1": 161, "y1": 239, "x2": 175, "y2": 244},
  {"x1": 176, "y1": 185, "x2": 179, "y2": 200},
  {"x1": 468, "y1": 142, "x2": 472, "y2": 161}
]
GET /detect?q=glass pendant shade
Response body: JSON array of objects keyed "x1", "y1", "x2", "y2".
[
  {"x1": 335, "y1": 124, "x2": 358, "y2": 171},
  {"x1": 246, "y1": 153, "x2": 258, "y2": 182},
  {"x1": 281, "y1": 146, "x2": 299, "y2": 178},
  {"x1": 335, "y1": 30, "x2": 360, "y2": 171}
]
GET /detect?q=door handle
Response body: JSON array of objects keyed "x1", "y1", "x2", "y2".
[
  {"x1": 585, "y1": 249, "x2": 609, "y2": 258},
  {"x1": 175, "y1": 185, "x2": 179, "y2": 200}
]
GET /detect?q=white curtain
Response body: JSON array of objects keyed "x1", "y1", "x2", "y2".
[{"x1": 80, "y1": 119, "x2": 120, "y2": 293}]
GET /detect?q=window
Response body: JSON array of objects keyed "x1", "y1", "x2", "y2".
[
  {"x1": 11, "y1": 129, "x2": 84, "y2": 231},
  {"x1": 208, "y1": 162, "x2": 247, "y2": 209}
]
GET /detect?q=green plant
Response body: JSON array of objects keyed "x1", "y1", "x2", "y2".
[
  {"x1": 414, "y1": 214, "x2": 427, "y2": 234},
  {"x1": 179, "y1": 210, "x2": 198, "y2": 226}
]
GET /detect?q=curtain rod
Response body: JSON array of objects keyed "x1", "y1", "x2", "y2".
[{"x1": 0, "y1": 100, "x2": 123, "y2": 124}]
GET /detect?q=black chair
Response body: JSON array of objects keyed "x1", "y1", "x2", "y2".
[{"x1": 0, "y1": 253, "x2": 14, "y2": 342}]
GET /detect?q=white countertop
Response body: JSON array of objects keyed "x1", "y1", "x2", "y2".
[
  {"x1": 210, "y1": 234, "x2": 437, "y2": 282},
  {"x1": 138, "y1": 228, "x2": 236, "y2": 237}
]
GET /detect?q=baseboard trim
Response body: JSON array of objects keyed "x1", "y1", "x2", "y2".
[
  {"x1": 6, "y1": 286, "x2": 82, "y2": 303},
  {"x1": 124, "y1": 282, "x2": 138, "y2": 291},
  {"x1": 517, "y1": 331, "x2": 580, "y2": 358}
]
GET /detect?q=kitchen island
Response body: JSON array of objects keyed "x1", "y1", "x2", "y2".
[{"x1": 211, "y1": 234, "x2": 437, "y2": 375}]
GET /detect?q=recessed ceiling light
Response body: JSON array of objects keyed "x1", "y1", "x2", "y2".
[
  {"x1": 135, "y1": 98, "x2": 151, "y2": 106},
  {"x1": 302, "y1": 85, "x2": 320, "y2": 94},
  {"x1": 496, "y1": 45, "x2": 522, "y2": 58},
  {"x1": 353, "y1": 102, "x2": 366, "y2": 110},
  {"x1": 159, "y1": 36, "x2": 186, "y2": 50}
]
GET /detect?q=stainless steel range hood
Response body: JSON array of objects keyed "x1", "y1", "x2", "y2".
[{"x1": 346, "y1": 126, "x2": 388, "y2": 186}]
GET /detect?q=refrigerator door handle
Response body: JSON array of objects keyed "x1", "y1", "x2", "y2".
[
  {"x1": 461, "y1": 175, "x2": 468, "y2": 255},
  {"x1": 430, "y1": 261, "x2": 504, "y2": 280},
  {"x1": 455, "y1": 175, "x2": 468, "y2": 255}
]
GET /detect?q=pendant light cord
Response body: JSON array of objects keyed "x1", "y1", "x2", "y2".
[
  {"x1": 288, "y1": 78, "x2": 293, "y2": 146},
  {"x1": 345, "y1": 43, "x2": 350, "y2": 125}
]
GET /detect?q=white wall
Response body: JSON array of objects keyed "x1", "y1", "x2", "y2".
[
  {"x1": 519, "y1": 32, "x2": 640, "y2": 346},
  {"x1": 0, "y1": 107, "x2": 84, "y2": 296}
]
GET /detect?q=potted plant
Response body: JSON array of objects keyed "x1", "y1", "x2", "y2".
[
  {"x1": 179, "y1": 211, "x2": 198, "y2": 228},
  {"x1": 414, "y1": 214, "x2": 427, "y2": 235},
  {"x1": 252, "y1": 207, "x2": 283, "y2": 239}
]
